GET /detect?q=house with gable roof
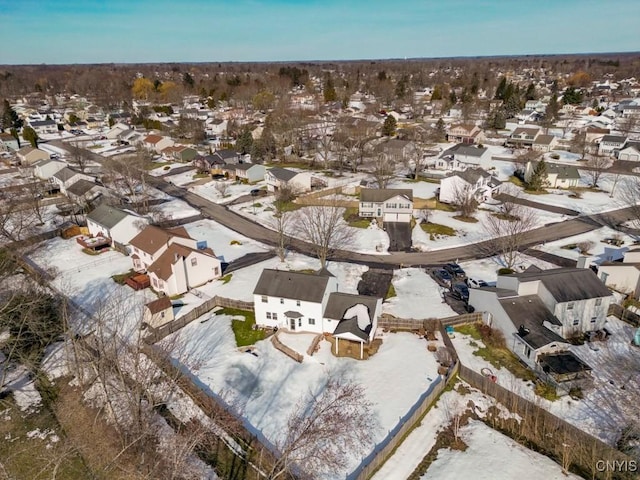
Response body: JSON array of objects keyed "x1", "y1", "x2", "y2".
[
  {"x1": 524, "y1": 161, "x2": 581, "y2": 188},
  {"x1": 469, "y1": 266, "x2": 612, "y2": 381},
  {"x1": 86, "y1": 204, "x2": 149, "y2": 250},
  {"x1": 434, "y1": 144, "x2": 491, "y2": 171},
  {"x1": 439, "y1": 168, "x2": 501, "y2": 204},
  {"x1": 265, "y1": 167, "x2": 313, "y2": 193},
  {"x1": 253, "y1": 268, "x2": 382, "y2": 358},
  {"x1": 618, "y1": 141, "x2": 640, "y2": 162},
  {"x1": 359, "y1": 188, "x2": 413, "y2": 222},
  {"x1": 129, "y1": 225, "x2": 222, "y2": 296},
  {"x1": 446, "y1": 123, "x2": 486, "y2": 144},
  {"x1": 143, "y1": 134, "x2": 174, "y2": 154},
  {"x1": 16, "y1": 146, "x2": 49, "y2": 166}
]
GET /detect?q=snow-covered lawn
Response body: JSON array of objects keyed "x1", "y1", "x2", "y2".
[
  {"x1": 383, "y1": 268, "x2": 456, "y2": 319},
  {"x1": 411, "y1": 207, "x2": 563, "y2": 252},
  {"x1": 148, "y1": 161, "x2": 187, "y2": 176},
  {"x1": 181, "y1": 219, "x2": 271, "y2": 263},
  {"x1": 459, "y1": 254, "x2": 559, "y2": 286},
  {"x1": 534, "y1": 226, "x2": 636, "y2": 264},
  {"x1": 387, "y1": 178, "x2": 440, "y2": 199},
  {"x1": 164, "y1": 168, "x2": 200, "y2": 187},
  {"x1": 421, "y1": 420, "x2": 580, "y2": 480},
  {"x1": 450, "y1": 316, "x2": 639, "y2": 446},
  {"x1": 167, "y1": 311, "x2": 443, "y2": 478},
  {"x1": 278, "y1": 332, "x2": 317, "y2": 357},
  {"x1": 191, "y1": 179, "x2": 268, "y2": 205},
  {"x1": 26, "y1": 236, "x2": 154, "y2": 334},
  {"x1": 152, "y1": 198, "x2": 200, "y2": 220}
]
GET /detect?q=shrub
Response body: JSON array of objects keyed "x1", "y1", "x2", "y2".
[
  {"x1": 550, "y1": 153, "x2": 560, "y2": 160},
  {"x1": 229, "y1": 240, "x2": 242, "y2": 245},
  {"x1": 576, "y1": 240, "x2": 594, "y2": 254},
  {"x1": 497, "y1": 268, "x2": 514, "y2": 275},
  {"x1": 478, "y1": 324, "x2": 506, "y2": 349},
  {"x1": 534, "y1": 381, "x2": 559, "y2": 401}
]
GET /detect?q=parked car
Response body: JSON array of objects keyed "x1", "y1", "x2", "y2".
[
  {"x1": 430, "y1": 268, "x2": 452, "y2": 288},
  {"x1": 211, "y1": 174, "x2": 225, "y2": 180},
  {"x1": 452, "y1": 283, "x2": 470, "y2": 302},
  {"x1": 466, "y1": 278, "x2": 489, "y2": 288},
  {"x1": 250, "y1": 188, "x2": 261, "y2": 196},
  {"x1": 444, "y1": 263, "x2": 465, "y2": 279}
]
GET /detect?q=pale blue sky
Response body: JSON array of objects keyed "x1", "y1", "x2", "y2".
[{"x1": 0, "y1": 0, "x2": 637, "y2": 64}]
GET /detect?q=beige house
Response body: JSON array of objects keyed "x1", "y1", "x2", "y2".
[
  {"x1": 597, "y1": 248, "x2": 640, "y2": 298},
  {"x1": 17, "y1": 146, "x2": 49, "y2": 166},
  {"x1": 446, "y1": 123, "x2": 486, "y2": 144},
  {"x1": 143, "y1": 134, "x2": 174, "y2": 154},
  {"x1": 532, "y1": 134, "x2": 558, "y2": 153},
  {"x1": 143, "y1": 296, "x2": 175, "y2": 328}
]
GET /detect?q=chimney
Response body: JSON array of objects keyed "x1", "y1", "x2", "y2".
[{"x1": 577, "y1": 255, "x2": 592, "y2": 269}]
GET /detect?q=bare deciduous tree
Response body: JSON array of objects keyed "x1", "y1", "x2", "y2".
[
  {"x1": 583, "y1": 151, "x2": 610, "y2": 188},
  {"x1": 371, "y1": 152, "x2": 395, "y2": 189},
  {"x1": 214, "y1": 181, "x2": 230, "y2": 198},
  {"x1": 451, "y1": 182, "x2": 478, "y2": 219},
  {"x1": 294, "y1": 201, "x2": 354, "y2": 268},
  {"x1": 483, "y1": 201, "x2": 537, "y2": 269},
  {"x1": 266, "y1": 376, "x2": 376, "y2": 480},
  {"x1": 68, "y1": 141, "x2": 89, "y2": 173}
]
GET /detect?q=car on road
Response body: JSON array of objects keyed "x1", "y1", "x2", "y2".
[
  {"x1": 466, "y1": 278, "x2": 489, "y2": 288},
  {"x1": 452, "y1": 283, "x2": 470, "y2": 302},
  {"x1": 444, "y1": 262, "x2": 466, "y2": 279},
  {"x1": 430, "y1": 268, "x2": 452, "y2": 288}
]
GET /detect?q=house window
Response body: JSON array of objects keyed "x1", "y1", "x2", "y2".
[
  {"x1": 261, "y1": 295, "x2": 268, "y2": 303},
  {"x1": 280, "y1": 298, "x2": 284, "y2": 304},
  {"x1": 298, "y1": 319, "x2": 302, "y2": 327},
  {"x1": 191, "y1": 258, "x2": 197, "y2": 267},
  {"x1": 214, "y1": 267, "x2": 220, "y2": 276},
  {"x1": 567, "y1": 302, "x2": 574, "y2": 310},
  {"x1": 573, "y1": 318, "x2": 580, "y2": 326},
  {"x1": 524, "y1": 345, "x2": 531, "y2": 358},
  {"x1": 273, "y1": 313, "x2": 277, "y2": 320},
  {"x1": 296, "y1": 300, "x2": 301, "y2": 307},
  {"x1": 152, "y1": 277, "x2": 157, "y2": 288},
  {"x1": 590, "y1": 317, "x2": 597, "y2": 323},
  {"x1": 160, "y1": 311, "x2": 165, "y2": 318},
  {"x1": 595, "y1": 298, "x2": 602, "y2": 307},
  {"x1": 309, "y1": 318, "x2": 315, "y2": 325},
  {"x1": 266, "y1": 312, "x2": 272, "y2": 320}
]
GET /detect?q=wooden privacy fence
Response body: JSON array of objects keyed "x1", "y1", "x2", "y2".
[
  {"x1": 378, "y1": 312, "x2": 482, "y2": 331},
  {"x1": 608, "y1": 303, "x2": 640, "y2": 327},
  {"x1": 271, "y1": 332, "x2": 303, "y2": 363},
  {"x1": 458, "y1": 365, "x2": 636, "y2": 479},
  {"x1": 145, "y1": 295, "x2": 254, "y2": 343}
]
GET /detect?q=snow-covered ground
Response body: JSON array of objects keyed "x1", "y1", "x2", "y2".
[
  {"x1": 458, "y1": 254, "x2": 559, "y2": 286},
  {"x1": 148, "y1": 161, "x2": 189, "y2": 176},
  {"x1": 167, "y1": 311, "x2": 443, "y2": 479},
  {"x1": 450, "y1": 316, "x2": 639, "y2": 446},
  {"x1": 164, "y1": 168, "x2": 200, "y2": 187},
  {"x1": 182, "y1": 219, "x2": 271, "y2": 263},
  {"x1": 152, "y1": 198, "x2": 200, "y2": 220},
  {"x1": 383, "y1": 268, "x2": 456, "y2": 319},
  {"x1": 534, "y1": 226, "x2": 637, "y2": 265},
  {"x1": 387, "y1": 178, "x2": 440, "y2": 199},
  {"x1": 26, "y1": 236, "x2": 154, "y2": 335},
  {"x1": 421, "y1": 420, "x2": 580, "y2": 480},
  {"x1": 190, "y1": 179, "x2": 267, "y2": 205},
  {"x1": 411, "y1": 207, "x2": 563, "y2": 252}
]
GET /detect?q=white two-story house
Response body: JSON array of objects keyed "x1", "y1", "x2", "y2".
[
  {"x1": 253, "y1": 268, "x2": 382, "y2": 358},
  {"x1": 129, "y1": 225, "x2": 221, "y2": 296},
  {"x1": 86, "y1": 204, "x2": 149, "y2": 250},
  {"x1": 265, "y1": 167, "x2": 313, "y2": 193},
  {"x1": 439, "y1": 168, "x2": 501, "y2": 204},
  {"x1": 434, "y1": 144, "x2": 491, "y2": 171},
  {"x1": 469, "y1": 266, "x2": 612, "y2": 372},
  {"x1": 359, "y1": 188, "x2": 414, "y2": 222},
  {"x1": 598, "y1": 135, "x2": 627, "y2": 156}
]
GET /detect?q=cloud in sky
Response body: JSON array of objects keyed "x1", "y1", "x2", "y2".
[{"x1": 0, "y1": 0, "x2": 638, "y2": 64}]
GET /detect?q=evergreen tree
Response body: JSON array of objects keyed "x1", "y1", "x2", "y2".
[
  {"x1": 1, "y1": 99, "x2": 23, "y2": 133},
  {"x1": 562, "y1": 87, "x2": 583, "y2": 105},
  {"x1": 527, "y1": 159, "x2": 548, "y2": 191},
  {"x1": 431, "y1": 85, "x2": 443, "y2": 101},
  {"x1": 494, "y1": 77, "x2": 507, "y2": 100},
  {"x1": 23, "y1": 126, "x2": 39, "y2": 148},
  {"x1": 485, "y1": 107, "x2": 506, "y2": 130},
  {"x1": 236, "y1": 129, "x2": 254, "y2": 155},
  {"x1": 382, "y1": 115, "x2": 397, "y2": 137},
  {"x1": 9, "y1": 127, "x2": 20, "y2": 148},
  {"x1": 525, "y1": 83, "x2": 537, "y2": 101},
  {"x1": 323, "y1": 74, "x2": 337, "y2": 103},
  {"x1": 434, "y1": 118, "x2": 446, "y2": 141},
  {"x1": 546, "y1": 93, "x2": 560, "y2": 122}
]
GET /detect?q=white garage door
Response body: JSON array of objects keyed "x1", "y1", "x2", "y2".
[{"x1": 384, "y1": 212, "x2": 411, "y2": 222}]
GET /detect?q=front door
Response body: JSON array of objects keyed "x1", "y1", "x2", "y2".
[{"x1": 289, "y1": 317, "x2": 296, "y2": 331}]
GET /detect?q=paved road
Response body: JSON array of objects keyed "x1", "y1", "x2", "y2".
[{"x1": 147, "y1": 175, "x2": 638, "y2": 267}]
